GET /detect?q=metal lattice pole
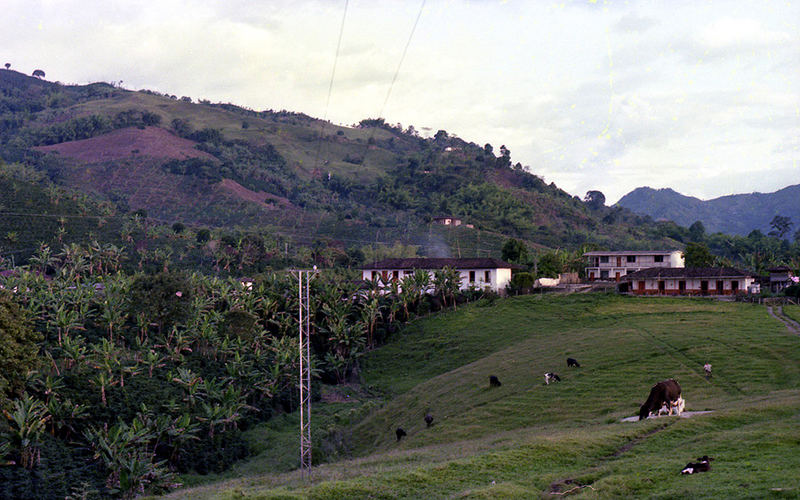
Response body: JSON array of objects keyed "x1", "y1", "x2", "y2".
[{"x1": 296, "y1": 269, "x2": 314, "y2": 480}]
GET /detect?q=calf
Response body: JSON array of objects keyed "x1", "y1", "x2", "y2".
[
  {"x1": 489, "y1": 375, "x2": 502, "y2": 387},
  {"x1": 544, "y1": 372, "x2": 561, "y2": 385},
  {"x1": 395, "y1": 427, "x2": 407, "y2": 441},
  {"x1": 424, "y1": 413, "x2": 434, "y2": 428},
  {"x1": 681, "y1": 456, "x2": 713, "y2": 474},
  {"x1": 704, "y1": 363, "x2": 712, "y2": 378},
  {"x1": 567, "y1": 357, "x2": 581, "y2": 368},
  {"x1": 639, "y1": 379, "x2": 681, "y2": 420}
]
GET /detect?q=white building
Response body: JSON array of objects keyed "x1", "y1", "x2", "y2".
[
  {"x1": 584, "y1": 250, "x2": 684, "y2": 282},
  {"x1": 361, "y1": 258, "x2": 519, "y2": 294}
]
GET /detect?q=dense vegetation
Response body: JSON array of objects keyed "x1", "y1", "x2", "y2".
[{"x1": 0, "y1": 251, "x2": 488, "y2": 498}]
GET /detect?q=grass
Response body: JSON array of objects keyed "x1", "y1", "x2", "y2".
[
  {"x1": 782, "y1": 304, "x2": 800, "y2": 325},
  {"x1": 162, "y1": 294, "x2": 800, "y2": 499}
]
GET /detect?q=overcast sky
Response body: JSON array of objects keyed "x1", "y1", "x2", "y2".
[{"x1": 3, "y1": 0, "x2": 798, "y2": 203}]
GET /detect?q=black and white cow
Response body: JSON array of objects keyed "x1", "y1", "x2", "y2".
[
  {"x1": 681, "y1": 456, "x2": 713, "y2": 474},
  {"x1": 544, "y1": 372, "x2": 561, "y2": 385},
  {"x1": 639, "y1": 379, "x2": 682, "y2": 420}
]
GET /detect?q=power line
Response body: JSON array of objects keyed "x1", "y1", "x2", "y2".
[{"x1": 312, "y1": 0, "x2": 349, "y2": 176}]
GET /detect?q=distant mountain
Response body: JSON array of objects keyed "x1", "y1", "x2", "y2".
[{"x1": 616, "y1": 185, "x2": 800, "y2": 236}]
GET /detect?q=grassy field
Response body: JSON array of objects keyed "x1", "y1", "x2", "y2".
[{"x1": 164, "y1": 294, "x2": 800, "y2": 499}]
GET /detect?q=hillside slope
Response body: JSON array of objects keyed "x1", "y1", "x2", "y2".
[
  {"x1": 168, "y1": 295, "x2": 800, "y2": 499},
  {"x1": 617, "y1": 185, "x2": 800, "y2": 237},
  {"x1": 1, "y1": 69, "x2": 682, "y2": 256}
]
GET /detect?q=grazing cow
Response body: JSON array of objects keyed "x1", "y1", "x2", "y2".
[
  {"x1": 424, "y1": 413, "x2": 434, "y2": 428},
  {"x1": 489, "y1": 375, "x2": 502, "y2": 387},
  {"x1": 704, "y1": 363, "x2": 712, "y2": 378},
  {"x1": 544, "y1": 372, "x2": 561, "y2": 385},
  {"x1": 681, "y1": 456, "x2": 713, "y2": 474},
  {"x1": 639, "y1": 379, "x2": 681, "y2": 420},
  {"x1": 395, "y1": 427, "x2": 407, "y2": 441},
  {"x1": 567, "y1": 357, "x2": 581, "y2": 368}
]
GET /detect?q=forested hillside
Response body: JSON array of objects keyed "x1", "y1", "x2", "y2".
[{"x1": 1, "y1": 69, "x2": 684, "y2": 264}]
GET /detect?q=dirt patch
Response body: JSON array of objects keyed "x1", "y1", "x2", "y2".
[
  {"x1": 34, "y1": 126, "x2": 216, "y2": 163},
  {"x1": 612, "y1": 421, "x2": 674, "y2": 456},
  {"x1": 319, "y1": 384, "x2": 361, "y2": 404},
  {"x1": 218, "y1": 179, "x2": 293, "y2": 209},
  {"x1": 548, "y1": 478, "x2": 596, "y2": 496},
  {"x1": 620, "y1": 410, "x2": 714, "y2": 423}
]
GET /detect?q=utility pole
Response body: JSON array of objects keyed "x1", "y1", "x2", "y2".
[{"x1": 293, "y1": 267, "x2": 317, "y2": 480}]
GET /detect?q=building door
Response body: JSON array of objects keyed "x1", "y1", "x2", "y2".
[
  {"x1": 731, "y1": 280, "x2": 739, "y2": 293},
  {"x1": 616, "y1": 256, "x2": 622, "y2": 267},
  {"x1": 716, "y1": 280, "x2": 724, "y2": 294},
  {"x1": 701, "y1": 281, "x2": 708, "y2": 295},
  {"x1": 615, "y1": 272, "x2": 620, "y2": 282},
  {"x1": 658, "y1": 281, "x2": 665, "y2": 294},
  {"x1": 638, "y1": 281, "x2": 645, "y2": 292},
  {"x1": 678, "y1": 280, "x2": 686, "y2": 293}
]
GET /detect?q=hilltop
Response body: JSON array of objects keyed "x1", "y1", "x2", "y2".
[
  {"x1": 617, "y1": 185, "x2": 800, "y2": 237},
  {"x1": 0, "y1": 69, "x2": 682, "y2": 261}
]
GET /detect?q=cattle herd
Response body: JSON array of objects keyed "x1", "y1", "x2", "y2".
[{"x1": 393, "y1": 358, "x2": 714, "y2": 475}]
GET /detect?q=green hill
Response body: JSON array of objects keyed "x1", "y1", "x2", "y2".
[
  {"x1": 166, "y1": 295, "x2": 800, "y2": 499},
  {"x1": 617, "y1": 185, "x2": 800, "y2": 237},
  {"x1": 1, "y1": 69, "x2": 682, "y2": 258}
]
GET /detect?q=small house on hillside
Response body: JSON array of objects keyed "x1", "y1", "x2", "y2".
[
  {"x1": 584, "y1": 250, "x2": 684, "y2": 282},
  {"x1": 432, "y1": 216, "x2": 462, "y2": 226},
  {"x1": 622, "y1": 267, "x2": 755, "y2": 296},
  {"x1": 361, "y1": 258, "x2": 520, "y2": 294}
]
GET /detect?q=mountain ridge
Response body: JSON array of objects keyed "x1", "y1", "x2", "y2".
[{"x1": 616, "y1": 184, "x2": 800, "y2": 237}]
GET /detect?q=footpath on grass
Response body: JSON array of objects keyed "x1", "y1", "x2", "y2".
[{"x1": 767, "y1": 305, "x2": 800, "y2": 335}]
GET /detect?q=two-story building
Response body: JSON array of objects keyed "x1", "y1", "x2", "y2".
[
  {"x1": 361, "y1": 258, "x2": 520, "y2": 294},
  {"x1": 584, "y1": 250, "x2": 684, "y2": 282}
]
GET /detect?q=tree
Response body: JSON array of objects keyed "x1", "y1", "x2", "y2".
[
  {"x1": 688, "y1": 220, "x2": 706, "y2": 242},
  {"x1": 0, "y1": 295, "x2": 42, "y2": 401},
  {"x1": 684, "y1": 242, "x2": 715, "y2": 267},
  {"x1": 583, "y1": 191, "x2": 606, "y2": 210},
  {"x1": 128, "y1": 272, "x2": 191, "y2": 335},
  {"x1": 501, "y1": 238, "x2": 528, "y2": 265},
  {"x1": 769, "y1": 215, "x2": 793, "y2": 239},
  {"x1": 4, "y1": 63, "x2": 9, "y2": 70},
  {"x1": 32, "y1": 69, "x2": 45, "y2": 79}
]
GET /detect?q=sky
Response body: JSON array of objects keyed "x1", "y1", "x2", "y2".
[{"x1": 3, "y1": 0, "x2": 798, "y2": 204}]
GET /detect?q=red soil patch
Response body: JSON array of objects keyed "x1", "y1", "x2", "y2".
[
  {"x1": 218, "y1": 179, "x2": 293, "y2": 209},
  {"x1": 34, "y1": 126, "x2": 217, "y2": 163}
]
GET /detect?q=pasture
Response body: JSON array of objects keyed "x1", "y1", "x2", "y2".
[{"x1": 165, "y1": 294, "x2": 800, "y2": 499}]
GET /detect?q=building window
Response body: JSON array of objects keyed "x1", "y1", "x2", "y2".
[
  {"x1": 372, "y1": 271, "x2": 378, "y2": 280},
  {"x1": 484, "y1": 270, "x2": 490, "y2": 282},
  {"x1": 626, "y1": 255, "x2": 636, "y2": 263},
  {"x1": 654, "y1": 255, "x2": 664, "y2": 263},
  {"x1": 469, "y1": 271, "x2": 475, "y2": 283},
  {"x1": 600, "y1": 270, "x2": 609, "y2": 279},
  {"x1": 392, "y1": 270, "x2": 399, "y2": 281},
  {"x1": 600, "y1": 256, "x2": 609, "y2": 263}
]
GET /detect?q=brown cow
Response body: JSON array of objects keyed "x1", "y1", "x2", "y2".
[{"x1": 639, "y1": 379, "x2": 681, "y2": 420}]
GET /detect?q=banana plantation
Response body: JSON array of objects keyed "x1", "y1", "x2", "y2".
[{"x1": 0, "y1": 243, "x2": 467, "y2": 499}]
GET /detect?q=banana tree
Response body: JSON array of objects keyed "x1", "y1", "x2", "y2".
[{"x1": 2, "y1": 394, "x2": 50, "y2": 469}]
